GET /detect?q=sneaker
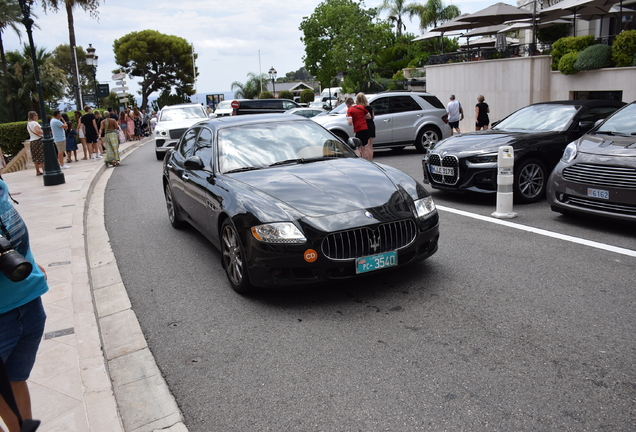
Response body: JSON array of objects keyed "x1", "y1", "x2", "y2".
[
  {"x1": 96, "y1": 154, "x2": 103, "y2": 159},
  {"x1": 61, "y1": 164, "x2": 71, "y2": 169}
]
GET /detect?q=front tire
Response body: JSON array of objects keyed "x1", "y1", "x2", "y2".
[
  {"x1": 514, "y1": 158, "x2": 547, "y2": 203},
  {"x1": 414, "y1": 127, "x2": 440, "y2": 153},
  {"x1": 221, "y1": 219, "x2": 253, "y2": 294},
  {"x1": 165, "y1": 183, "x2": 186, "y2": 229}
]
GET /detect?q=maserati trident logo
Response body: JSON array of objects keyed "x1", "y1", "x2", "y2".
[
  {"x1": 369, "y1": 233, "x2": 380, "y2": 253},
  {"x1": 364, "y1": 211, "x2": 373, "y2": 219}
]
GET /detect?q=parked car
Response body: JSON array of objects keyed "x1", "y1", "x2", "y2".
[
  {"x1": 162, "y1": 114, "x2": 439, "y2": 294},
  {"x1": 313, "y1": 91, "x2": 450, "y2": 153},
  {"x1": 284, "y1": 107, "x2": 326, "y2": 118},
  {"x1": 213, "y1": 100, "x2": 234, "y2": 117},
  {"x1": 153, "y1": 103, "x2": 209, "y2": 160},
  {"x1": 547, "y1": 101, "x2": 636, "y2": 222},
  {"x1": 422, "y1": 100, "x2": 626, "y2": 203}
]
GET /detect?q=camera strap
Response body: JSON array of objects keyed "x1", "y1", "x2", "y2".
[{"x1": 0, "y1": 358, "x2": 40, "y2": 431}]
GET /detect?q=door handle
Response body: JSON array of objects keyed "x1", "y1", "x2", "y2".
[
  {"x1": 383, "y1": 119, "x2": 391, "y2": 123},
  {"x1": 182, "y1": 174, "x2": 190, "y2": 181},
  {"x1": 166, "y1": 163, "x2": 173, "y2": 169}
]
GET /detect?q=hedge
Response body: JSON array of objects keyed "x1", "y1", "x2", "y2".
[
  {"x1": 558, "y1": 52, "x2": 579, "y2": 75},
  {"x1": 575, "y1": 43, "x2": 613, "y2": 70},
  {"x1": 277, "y1": 90, "x2": 294, "y2": 100},
  {"x1": 612, "y1": 30, "x2": 636, "y2": 67},
  {"x1": 0, "y1": 121, "x2": 31, "y2": 162},
  {"x1": 551, "y1": 35, "x2": 595, "y2": 70}
]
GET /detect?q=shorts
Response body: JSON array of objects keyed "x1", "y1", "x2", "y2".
[
  {"x1": 449, "y1": 120, "x2": 460, "y2": 128},
  {"x1": 355, "y1": 129, "x2": 370, "y2": 146},
  {"x1": 476, "y1": 121, "x2": 489, "y2": 128},
  {"x1": 0, "y1": 297, "x2": 46, "y2": 381},
  {"x1": 120, "y1": 123, "x2": 127, "y2": 130},
  {"x1": 78, "y1": 128, "x2": 85, "y2": 139},
  {"x1": 55, "y1": 141, "x2": 66, "y2": 153}
]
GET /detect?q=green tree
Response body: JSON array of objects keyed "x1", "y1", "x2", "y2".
[
  {"x1": 300, "y1": 88, "x2": 315, "y2": 103},
  {"x1": 278, "y1": 90, "x2": 294, "y2": 100},
  {"x1": 231, "y1": 72, "x2": 267, "y2": 99},
  {"x1": 300, "y1": 0, "x2": 393, "y2": 93},
  {"x1": 377, "y1": 0, "x2": 421, "y2": 37},
  {"x1": 415, "y1": 0, "x2": 461, "y2": 31},
  {"x1": 41, "y1": 0, "x2": 100, "y2": 110},
  {"x1": 50, "y1": 44, "x2": 92, "y2": 105},
  {"x1": 113, "y1": 30, "x2": 197, "y2": 110},
  {"x1": 4, "y1": 44, "x2": 65, "y2": 120},
  {"x1": 0, "y1": 0, "x2": 25, "y2": 121},
  {"x1": 259, "y1": 91, "x2": 274, "y2": 99},
  {"x1": 150, "y1": 90, "x2": 190, "y2": 112}
]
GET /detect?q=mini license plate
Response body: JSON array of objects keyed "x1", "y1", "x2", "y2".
[
  {"x1": 587, "y1": 188, "x2": 609, "y2": 200},
  {"x1": 356, "y1": 251, "x2": 397, "y2": 274},
  {"x1": 430, "y1": 165, "x2": 454, "y2": 176}
]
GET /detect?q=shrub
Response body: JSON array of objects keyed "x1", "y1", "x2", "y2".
[
  {"x1": 278, "y1": 90, "x2": 294, "y2": 100},
  {"x1": 258, "y1": 91, "x2": 274, "y2": 99},
  {"x1": 612, "y1": 30, "x2": 636, "y2": 67},
  {"x1": 575, "y1": 43, "x2": 614, "y2": 70},
  {"x1": 0, "y1": 121, "x2": 31, "y2": 162},
  {"x1": 551, "y1": 35, "x2": 595, "y2": 70},
  {"x1": 300, "y1": 88, "x2": 314, "y2": 104},
  {"x1": 558, "y1": 51, "x2": 579, "y2": 74}
]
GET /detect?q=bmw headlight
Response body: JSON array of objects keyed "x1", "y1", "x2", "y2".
[
  {"x1": 561, "y1": 142, "x2": 577, "y2": 163},
  {"x1": 251, "y1": 223, "x2": 306, "y2": 244},
  {"x1": 414, "y1": 196, "x2": 436, "y2": 219}
]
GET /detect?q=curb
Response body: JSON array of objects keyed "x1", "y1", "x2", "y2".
[{"x1": 80, "y1": 140, "x2": 188, "y2": 432}]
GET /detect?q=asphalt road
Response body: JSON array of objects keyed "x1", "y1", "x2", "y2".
[{"x1": 105, "y1": 141, "x2": 636, "y2": 432}]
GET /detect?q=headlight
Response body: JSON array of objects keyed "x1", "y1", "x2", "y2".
[
  {"x1": 155, "y1": 128, "x2": 168, "y2": 137},
  {"x1": 467, "y1": 153, "x2": 498, "y2": 163},
  {"x1": 414, "y1": 196, "x2": 436, "y2": 219},
  {"x1": 561, "y1": 142, "x2": 577, "y2": 163},
  {"x1": 251, "y1": 223, "x2": 306, "y2": 244}
]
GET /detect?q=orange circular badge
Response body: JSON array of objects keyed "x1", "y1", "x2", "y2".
[{"x1": 304, "y1": 249, "x2": 318, "y2": 263}]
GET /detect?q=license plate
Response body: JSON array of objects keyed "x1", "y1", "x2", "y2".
[
  {"x1": 356, "y1": 251, "x2": 397, "y2": 274},
  {"x1": 430, "y1": 165, "x2": 454, "y2": 176},
  {"x1": 587, "y1": 188, "x2": 609, "y2": 200}
]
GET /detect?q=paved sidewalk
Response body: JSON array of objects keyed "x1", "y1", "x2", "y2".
[{"x1": 1, "y1": 140, "x2": 187, "y2": 432}]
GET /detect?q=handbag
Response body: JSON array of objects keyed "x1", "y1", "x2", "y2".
[
  {"x1": 0, "y1": 359, "x2": 40, "y2": 431},
  {"x1": 118, "y1": 129, "x2": 126, "y2": 144}
]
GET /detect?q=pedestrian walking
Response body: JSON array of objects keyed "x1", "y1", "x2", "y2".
[
  {"x1": 0, "y1": 178, "x2": 49, "y2": 431},
  {"x1": 126, "y1": 110, "x2": 135, "y2": 141},
  {"x1": 447, "y1": 95, "x2": 464, "y2": 136},
  {"x1": 119, "y1": 111, "x2": 129, "y2": 142},
  {"x1": 26, "y1": 112, "x2": 44, "y2": 176},
  {"x1": 99, "y1": 112, "x2": 120, "y2": 167},
  {"x1": 475, "y1": 95, "x2": 490, "y2": 131},
  {"x1": 133, "y1": 107, "x2": 143, "y2": 140},
  {"x1": 356, "y1": 92, "x2": 375, "y2": 161},
  {"x1": 81, "y1": 106, "x2": 101, "y2": 161},
  {"x1": 74, "y1": 110, "x2": 89, "y2": 160},
  {"x1": 50, "y1": 110, "x2": 69, "y2": 169}
]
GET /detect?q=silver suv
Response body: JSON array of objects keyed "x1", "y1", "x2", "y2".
[
  {"x1": 153, "y1": 103, "x2": 209, "y2": 160},
  {"x1": 312, "y1": 91, "x2": 450, "y2": 152}
]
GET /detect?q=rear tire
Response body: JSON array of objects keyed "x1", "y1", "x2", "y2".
[
  {"x1": 165, "y1": 183, "x2": 186, "y2": 229},
  {"x1": 514, "y1": 158, "x2": 547, "y2": 203},
  {"x1": 221, "y1": 219, "x2": 253, "y2": 295},
  {"x1": 415, "y1": 127, "x2": 440, "y2": 153}
]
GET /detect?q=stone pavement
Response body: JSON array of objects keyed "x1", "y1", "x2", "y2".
[{"x1": 1, "y1": 139, "x2": 188, "y2": 432}]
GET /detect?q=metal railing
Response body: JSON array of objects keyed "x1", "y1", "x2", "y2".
[{"x1": 427, "y1": 44, "x2": 543, "y2": 65}]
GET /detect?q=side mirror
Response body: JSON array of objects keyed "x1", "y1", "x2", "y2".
[
  {"x1": 184, "y1": 155, "x2": 205, "y2": 170},
  {"x1": 347, "y1": 137, "x2": 362, "y2": 150},
  {"x1": 578, "y1": 120, "x2": 595, "y2": 131}
]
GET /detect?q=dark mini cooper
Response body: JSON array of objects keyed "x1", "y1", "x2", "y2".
[
  {"x1": 163, "y1": 114, "x2": 439, "y2": 293},
  {"x1": 548, "y1": 101, "x2": 636, "y2": 222},
  {"x1": 422, "y1": 100, "x2": 625, "y2": 203}
]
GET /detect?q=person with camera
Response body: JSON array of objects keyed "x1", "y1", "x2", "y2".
[{"x1": 0, "y1": 178, "x2": 48, "y2": 432}]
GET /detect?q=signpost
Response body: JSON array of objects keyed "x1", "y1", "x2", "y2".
[{"x1": 112, "y1": 72, "x2": 128, "y2": 109}]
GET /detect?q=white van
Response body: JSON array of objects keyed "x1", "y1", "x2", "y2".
[{"x1": 320, "y1": 87, "x2": 342, "y2": 101}]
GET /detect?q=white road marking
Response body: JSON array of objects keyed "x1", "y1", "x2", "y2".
[{"x1": 436, "y1": 205, "x2": 636, "y2": 258}]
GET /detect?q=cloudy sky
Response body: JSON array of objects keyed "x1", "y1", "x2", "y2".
[{"x1": 4, "y1": 0, "x2": 494, "y2": 102}]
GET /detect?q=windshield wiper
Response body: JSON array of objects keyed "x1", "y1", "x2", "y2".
[
  {"x1": 224, "y1": 166, "x2": 263, "y2": 174},
  {"x1": 269, "y1": 156, "x2": 338, "y2": 167}
]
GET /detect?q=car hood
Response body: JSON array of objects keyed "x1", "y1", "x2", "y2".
[
  {"x1": 229, "y1": 159, "x2": 412, "y2": 219},
  {"x1": 155, "y1": 118, "x2": 206, "y2": 130},
  {"x1": 312, "y1": 112, "x2": 346, "y2": 127},
  {"x1": 577, "y1": 133, "x2": 636, "y2": 157},
  {"x1": 431, "y1": 130, "x2": 555, "y2": 155}
]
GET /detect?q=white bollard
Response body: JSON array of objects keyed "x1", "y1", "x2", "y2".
[{"x1": 491, "y1": 146, "x2": 518, "y2": 219}]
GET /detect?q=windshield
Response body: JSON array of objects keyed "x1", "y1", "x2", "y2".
[
  {"x1": 596, "y1": 103, "x2": 636, "y2": 135},
  {"x1": 493, "y1": 104, "x2": 579, "y2": 132},
  {"x1": 218, "y1": 120, "x2": 356, "y2": 173},
  {"x1": 330, "y1": 103, "x2": 349, "y2": 114},
  {"x1": 159, "y1": 107, "x2": 207, "y2": 122},
  {"x1": 215, "y1": 101, "x2": 232, "y2": 111}
]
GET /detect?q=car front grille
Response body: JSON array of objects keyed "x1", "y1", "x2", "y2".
[
  {"x1": 428, "y1": 154, "x2": 459, "y2": 185},
  {"x1": 169, "y1": 128, "x2": 188, "y2": 139},
  {"x1": 565, "y1": 195, "x2": 636, "y2": 216},
  {"x1": 321, "y1": 219, "x2": 417, "y2": 260},
  {"x1": 563, "y1": 163, "x2": 636, "y2": 189}
]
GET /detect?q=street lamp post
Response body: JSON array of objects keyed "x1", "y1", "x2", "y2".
[
  {"x1": 18, "y1": 0, "x2": 64, "y2": 186},
  {"x1": 85, "y1": 44, "x2": 98, "y2": 108},
  {"x1": 268, "y1": 66, "x2": 277, "y2": 97}
]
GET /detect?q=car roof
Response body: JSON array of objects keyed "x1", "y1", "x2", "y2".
[
  {"x1": 195, "y1": 113, "x2": 307, "y2": 131},
  {"x1": 162, "y1": 103, "x2": 205, "y2": 110},
  {"x1": 529, "y1": 100, "x2": 626, "y2": 108}
]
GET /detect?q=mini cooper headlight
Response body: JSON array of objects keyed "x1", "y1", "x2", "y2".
[
  {"x1": 561, "y1": 142, "x2": 577, "y2": 163},
  {"x1": 251, "y1": 223, "x2": 306, "y2": 244},
  {"x1": 414, "y1": 196, "x2": 436, "y2": 219}
]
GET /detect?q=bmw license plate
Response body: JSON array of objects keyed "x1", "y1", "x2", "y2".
[
  {"x1": 356, "y1": 251, "x2": 397, "y2": 274},
  {"x1": 430, "y1": 165, "x2": 454, "y2": 176},
  {"x1": 587, "y1": 188, "x2": 609, "y2": 200}
]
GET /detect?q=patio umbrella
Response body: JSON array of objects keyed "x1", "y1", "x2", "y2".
[
  {"x1": 457, "y1": 2, "x2": 534, "y2": 26},
  {"x1": 430, "y1": 14, "x2": 475, "y2": 52},
  {"x1": 412, "y1": 29, "x2": 463, "y2": 41},
  {"x1": 459, "y1": 36, "x2": 519, "y2": 47},
  {"x1": 463, "y1": 25, "x2": 509, "y2": 37},
  {"x1": 540, "y1": 0, "x2": 622, "y2": 33},
  {"x1": 496, "y1": 18, "x2": 572, "y2": 32}
]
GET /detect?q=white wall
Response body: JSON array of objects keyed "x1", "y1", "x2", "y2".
[{"x1": 419, "y1": 57, "x2": 636, "y2": 129}]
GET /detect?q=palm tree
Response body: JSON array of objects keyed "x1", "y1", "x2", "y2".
[
  {"x1": 231, "y1": 72, "x2": 268, "y2": 99},
  {"x1": 377, "y1": 0, "x2": 421, "y2": 37},
  {"x1": 416, "y1": 0, "x2": 461, "y2": 31},
  {"x1": 40, "y1": 0, "x2": 99, "y2": 110},
  {"x1": 0, "y1": 0, "x2": 26, "y2": 121}
]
